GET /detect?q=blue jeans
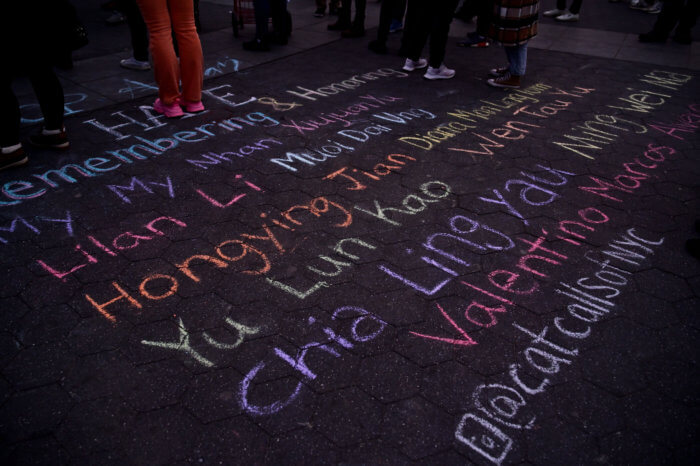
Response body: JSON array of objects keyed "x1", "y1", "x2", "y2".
[{"x1": 505, "y1": 43, "x2": 528, "y2": 76}]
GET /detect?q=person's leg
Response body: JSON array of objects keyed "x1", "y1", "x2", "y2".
[
  {"x1": 406, "y1": 0, "x2": 431, "y2": 61},
  {"x1": 427, "y1": 0, "x2": 459, "y2": 68},
  {"x1": 376, "y1": 0, "x2": 394, "y2": 43},
  {"x1": 26, "y1": 64, "x2": 70, "y2": 149},
  {"x1": 352, "y1": 0, "x2": 367, "y2": 30},
  {"x1": 0, "y1": 73, "x2": 21, "y2": 149},
  {"x1": 393, "y1": 0, "x2": 407, "y2": 22},
  {"x1": 169, "y1": 0, "x2": 203, "y2": 104},
  {"x1": 330, "y1": 0, "x2": 352, "y2": 28},
  {"x1": 122, "y1": 0, "x2": 149, "y2": 62},
  {"x1": 137, "y1": 0, "x2": 180, "y2": 104},
  {"x1": 569, "y1": 0, "x2": 583, "y2": 14},
  {"x1": 674, "y1": 0, "x2": 698, "y2": 42},
  {"x1": 505, "y1": 43, "x2": 528, "y2": 76},
  {"x1": 651, "y1": 0, "x2": 683, "y2": 37},
  {"x1": 556, "y1": 0, "x2": 567, "y2": 10},
  {"x1": 475, "y1": 0, "x2": 493, "y2": 36},
  {"x1": 252, "y1": 0, "x2": 271, "y2": 39},
  {"x1": 270, "y1": 0, "x2": 291, "y2": 42},
  {"x1": 0, "y1": 74, "x2": 26, "y2": 168},
  {"x1": 27, "y1": 65, "x2": 65, "y2": 131}
]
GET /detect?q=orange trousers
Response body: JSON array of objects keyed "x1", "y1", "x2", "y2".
[{"x1": 137, "y1": 0, "x2": 203, "y2": 104}]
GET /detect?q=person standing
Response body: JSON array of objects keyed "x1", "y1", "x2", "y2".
[
  {"x1": 136, "y1": 0, "x2": 204, "y2": 117},
  {"x1": 543, "y1": 0, "x2": 583, "y2": 22},
  {"x1": 243, "y1": 0, "x2": 292, "y2": 51},
  {"x1": 486, "y1": 0, "x2": 539, "y2": 89},
  {"x1": 328, "y1": 0, "x2": 367, "y2": 37},
  {"x1": 401, "y1": 0, "x2": 460, "y2": 80},
  {"x1": 1, "y1": 0, "x2": 74, "y2": 171},
  {"x1": 369, "y1": 0, "x2": 407, "y2": 53},
  {"x1": 639, "y1": 0, "x2": 697, "y2": 44}
]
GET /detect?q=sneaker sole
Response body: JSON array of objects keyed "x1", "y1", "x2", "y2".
[
  {"x1": 28, "y1": 140, "x2": 70, "y2": 150},
  {"x1": 487, "y1": 79, "x2": 519, "y2": 89},
  {"x1": 153, "y1": 100, "x2": 184, "y2": 118},
  {"x1": 0, "y1": 156, "x2": 29, "y2": 171},
  {"x1": 424, "y1": 73, "x2": 455, "y2": 80},
  {"x1": 402, "y1": 64, "x2": 428, "y2": 72}
]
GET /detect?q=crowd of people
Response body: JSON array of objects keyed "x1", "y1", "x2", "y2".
[{"x1": 1, "y1": 0, "x2": 697, "y2": 172}]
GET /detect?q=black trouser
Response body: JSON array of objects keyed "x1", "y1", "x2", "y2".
[
  {"x1": 652, "y1": 0, "x2": 699, "y2": 37},
  {"x1": 338, "y1": 0, "x2": 367, "y2": 29},
  {"x1": 376, "y1": 0, "x2": 407, "y2": 43},
  {"x1": 253, "y1": 0, "x2": 288, "y2": 39},
  {"x1": 403, "y1": 0, "x2": 459, "y2": 68},
  {"x1": 473, "y1": 0, "x2": 492, "y2": 36},
  {"x1": 556, "y1": 0, "x2": 583, "y2": 14},
  {"x1": 1, "y1": 66, "x2": 64, "y2": 147},
  {"x1": 118, "y1": 0, "x2": 148, "y2": 61}
]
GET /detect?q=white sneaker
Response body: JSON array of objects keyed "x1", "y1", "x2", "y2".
[
  {"x1": 120, "y1": 57, "x2": 151, "y2": 70},
  {"x1": 644, "y1": 1, "x2": 662, "y2": 14},
  {"x1": 106, "y1": 11, "x2": 126, "y2": 24},
  {"x1": 556, "y1": 12, "x2": 579, "y2": 21},
  {"x1": 543, "y1": 8, "x2": 565, "y2": 17},
  {"x1": 629, "y1": 0, "x2": 645, "y2": 10},
  {"x1": 402, "y1": 57, "x2": 428, "y2": 72},
  {"x1": 424, "y1": 64, "x2": 455, "y2": 80}
]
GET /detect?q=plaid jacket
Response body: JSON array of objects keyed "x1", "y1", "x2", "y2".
[{"x1": 487, "y1": 0, "x2": 539, "y2": 46}]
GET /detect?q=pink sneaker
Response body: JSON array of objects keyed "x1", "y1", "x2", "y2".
[
  {"x1": 181, "y1": 100, "x2": 205, "y2": 113},
  {"x1": 153, "y1": 98, "x2": 184, "y2": 118}
]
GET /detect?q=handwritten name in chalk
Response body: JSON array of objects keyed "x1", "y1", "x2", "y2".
[
  {"x1": 105, "y1": 172, "x2": 262, "y2": 207},
  {"x1": 398, "y1": 120, "x2": 476, "y2": 150},
  {"x1": 447, "y1": 83, "x2": 595, "y2": 123},
  {"x1": 285, "y1": 67, "x2": 408, "y2": 101},
  {"x1": 268, "y1": 139, "x2": 356, "y2": 173},
  {"x1": 83, "y1": 195, "x2": 354, "y2": 321},
  {"x1": 265, "y1": 180, "x2": 450, "y2": 299},
  {"x1": 371, "y1": 107, "x2": 437, "y2": 125},
  {"x1": 445, "y1": 88, "x2": 593, "y2": 158},
  {"x1": 446, "y1": 120, "x2": 540, "y2": 156},
  {"x1": 324, "y1": 153, "x2": 416, "y2": 191},
  {"x1": 186, "y1": 138, "x2": 283, "y2": 169},
  {"x1": 0, "y1": 211, "x2": 74, "y2": 244},
  {"x1": 649, "y1": 103, "x2": 700, "y2": 140},
  {"x1": 402, "y1": 207, "x2": 611, "y2": 347},
  {"x1": 141, "y1": 315, "x2": 260, "y2": 367},
  {"x1": 607, "y1": 70, "x2": 692, "y2": 115},
  {"x1": 455, "y1": 228, "x2": 664, "y2": 465},
  {"x1": 279, "y1": 94, "x2": 403, "y2": 135},
  {"x1": 550, "y1": 114, "x2": 647, "y2": 159},
  {"x1": 38, "y1": 216, "x2": 187, "y2": 283},
  {"x1": 578, "y1": 143, "x2": 675, "y2": 202},
  {"x1": 0, "y1": 113, "x2": 280, "y2": 208},
  {"x1": 239, "y1": 306, "x2": 387, "y2": 415}
]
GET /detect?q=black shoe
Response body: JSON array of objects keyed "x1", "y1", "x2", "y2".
[
  {"x1": 673, "y1": 32, "x2": 692, "y2": 44},
  {"x1": 28, "y1": 129, "x2": 69, "y2": 150},
  {"x1": 0, "y1": 146, "x2": 28, "y2": 171},
  {"x1": 328, "y1": 21, "x2": 350, "y2": 31},
  {"x1": 313, "y1": 7, "x2": 325, "y2": 17},
  {"x1": 639, "y1": 31, "x2": 666, "y2": 43},
  {"x1": 368, "y1": 39, "x2": 388, "y2": 54},
  {"x1": 243, "y1": 38, "x2": 270, "y2": 51}
]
